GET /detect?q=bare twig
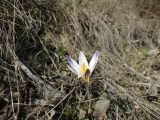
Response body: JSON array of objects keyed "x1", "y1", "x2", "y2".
[
  {"x1": 39, "y1": 39, "x2": 58, "y2": 70},
  {"x1": 16, "y1": 60, "x2": 64, "y2": 102}
]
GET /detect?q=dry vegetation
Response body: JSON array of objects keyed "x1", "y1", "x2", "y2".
[{"x1": 0, "y1": 0, "x2": 160, "y2": 119}]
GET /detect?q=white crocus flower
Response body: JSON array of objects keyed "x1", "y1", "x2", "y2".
[{"x1": 66, "y1": 51, "x2": 99, "y2": 82}]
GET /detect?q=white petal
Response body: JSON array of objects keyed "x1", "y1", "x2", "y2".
[
  {"x1": 79, "y1": 51, "x2": 88, "y2": 67},
  {"x1": 67, "y1": 65, "x2": 78, "y2": 75},
  {"x1": 66, "y1": 55, "x2": 81, "y2": 75},
  {"x1": 89, "y1": 51, "x2": 99, "y2": 72}
]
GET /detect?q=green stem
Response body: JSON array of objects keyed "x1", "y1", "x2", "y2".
[{"x1": 86, "y1": 83, "x2": 91, "y2": 114}]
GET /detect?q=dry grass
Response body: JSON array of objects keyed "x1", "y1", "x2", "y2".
[{"x1": 0, "y1": 0, "x2": 160, "y2": 119}]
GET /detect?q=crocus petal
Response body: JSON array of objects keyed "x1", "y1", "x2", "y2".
[
  {"x1": 89, "y1": 51, "x2": 99, "y2": 72},
  {"x1": 66, "y1": 55, "x2": 81, "y2": 75},
  {"x1": 67, "y1": 65, "x2": 78, "y2": 75},
  {"x1": 67, "y1": 65, "x2": 82, "y2": 78},
  {"x1": 79, "y1": 51, "x2": 88, "y2": 67}
]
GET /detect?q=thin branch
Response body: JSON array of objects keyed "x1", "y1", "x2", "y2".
[{"x1": 16, "y1": 60, "x2": 64, "y2": 102}]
